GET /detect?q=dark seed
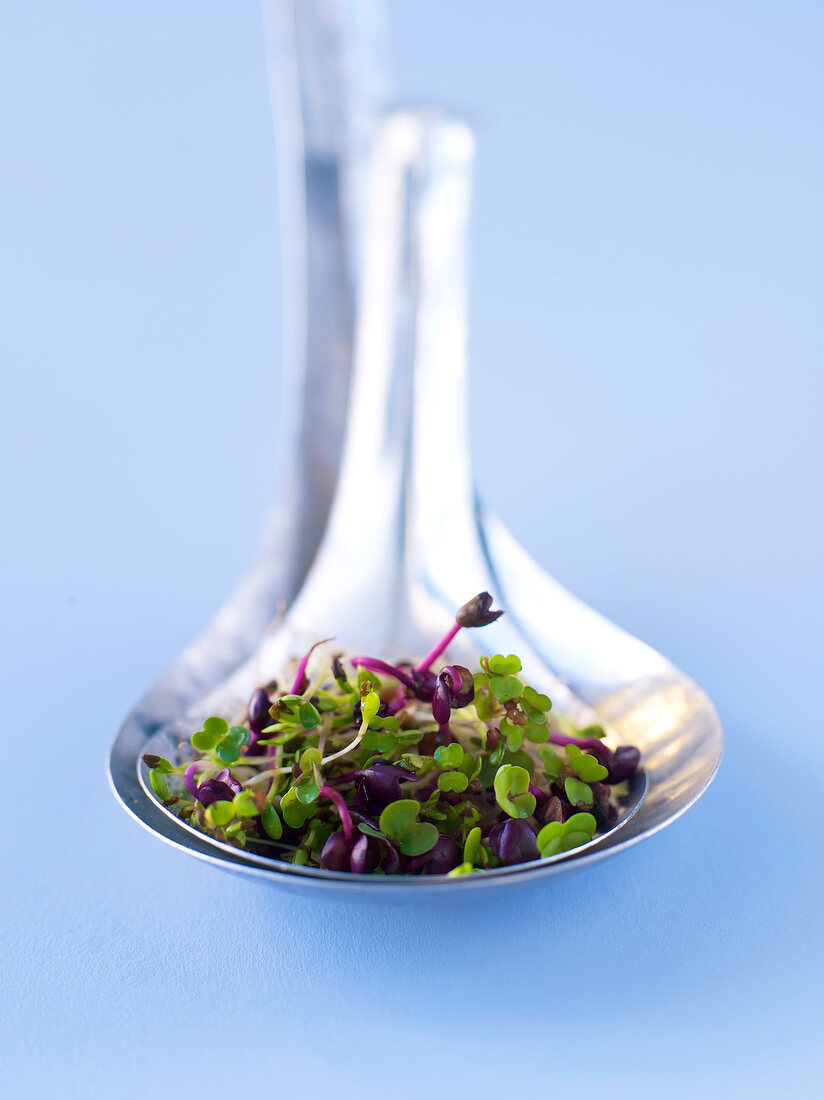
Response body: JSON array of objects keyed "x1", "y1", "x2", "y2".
[
  {"x1": 456, "y1": 592, "x2": 504, "y2": 628},
  {"x1": 607, "y1": 745, "x2": 641, "y2": 783},
  {"x1": 489, "y1": 819, "x2": 539, "y2": 864},
  {"x1": 349, "y1": 834, "x2": 379, "y2": 874},
  {"x1": 247, "y1": 688, "x2": 271, "y2": 733},
  {"x1": 543, "y1": 795, "x2": 565, "y2": 824},
  {"x1": 197, "y1": 779, "x2": 237, "y2": 807},
  {"x1": 320, "y1": 831, "x2": 353, "y2": 872}
]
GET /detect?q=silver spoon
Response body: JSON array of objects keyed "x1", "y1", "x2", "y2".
[{"x1": 109, "y1": 1, "x2": 720, "y2": 887}]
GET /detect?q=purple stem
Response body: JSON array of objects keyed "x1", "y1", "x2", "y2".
[
  {"x1": 184, "y1": 761, "x2": 205, "y2": 799},
  {"x1": 416, "y1": 622, "x2": 462, "y2": 672},
  {"x1": 548, "y1": 730, "x2": 613, "y2": 769},
  {"x1": 290, "y1": 637, "x2": 333, "y2": 695},
  {"x1": 387, "y1": 687, "x2": 409, "y2": 715},
  {"x1": 350, "y1": 657, "x2": 417, "y2": 690},
  {"x1": 290, "y1": 651, "x2": 313, "y2": 695},
  {"x1": 528, "y1": 782, "x2": 547, "y2": 803},
  {"x1": 320, "y1": 785, "x2": 355, "y2": 842}
]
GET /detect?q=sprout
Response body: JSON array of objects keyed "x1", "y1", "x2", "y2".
[
  {"x1": 493, "y1": 764, "x2": 537, "y2": 819},
  {"x1": 379, "y1": 800, "x2": 439, "y2": 857},
  {"x1": 153, "y1": 594, "x2": 637, "y2": 875},
  {"x1": 536, "y1": 813, "x2": 597, "y2": 857}
]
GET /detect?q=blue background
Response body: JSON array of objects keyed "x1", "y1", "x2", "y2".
[{"x1": 2, "y1": 2, "x2": 822, "y2": 1095}]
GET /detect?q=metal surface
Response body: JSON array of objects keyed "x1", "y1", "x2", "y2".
[{"x1": 107, "y1": 0, "x2": 722, "y2": 891}]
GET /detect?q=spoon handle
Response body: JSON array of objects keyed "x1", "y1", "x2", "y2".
[
  {"x1": 261, "y1": 0, "x2": 389, "y2": 593},
  {"x1": 134, "y1": 2, "x2": 386, "y2": 727},
  {"x1": 272, "y1": 111, "x2": 429, "y2": 653}
]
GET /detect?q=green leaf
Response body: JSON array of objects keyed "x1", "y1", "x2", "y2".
[
  {"x1": 524, "y1": 721, "x2": 549, "y2": 744},
  {"x1": 565, "y1": 812, "x2": 597, "y2": 837},
  {"x1": 216, "y1": 743, "x2": 241, "y2": 765},
  {"x1": 474, "y1": 691, "x2": 495, "y2": 721},
  {"x1": 149, "y1": 768, "x2": 169, "y2": 799},
  {"x1": 537, "y1": 813, "x2": 596, "y2": 857},
  {"x1": 562, "y1": 830, "x2": 591, "y2": 851},
  {"x1": 479, "y1": 746, "x2": 535, "y2": 787},
  {"x1": 522, "y1": 685, "x2": 551, "y2": 712},
  {"x1": 379, "y1": 799, "x2": 420, "y2": 838},
  {"x1": 522, "y1": 700, "x2": 548, "y2": 726},
  {"x1": 225, "y1": 822, "x2": 246, "y2": 846},
  {"x1": 488, "y1": 674, "x2": 523, "y2": 702},
  {"x1": 463, "y1": 826, "x2": 482, "y2": 866},
  {"x1": 447, "y1": 862, "x2": 475, "y2": 877},
  {"x1": 260, "y1": 804, "x2": 283, "y2": 839},
  {"x1": 508, "y1": 749, "x2": 536, "y2": 775},
  {"x1": 493, "y1": 764, "x2": 536, "y2": 819},
  {"x1": 191, "y1": 730, "x2": 217, "y2": 751},
  {"x1": 564, "y1": 777, "x2": 594, "y2": 806},
  {"x1": 379, "y1": 800, "x2": 439, "y2": 855},
  {"x1": 372, "y1": 714, "x2": 400, "y2": 732},
  {"x1": 538, "y1": 834, "x2": 563, "y2": 857},
  {"x1": 395, "y1": 730, "x2": 422, "y2": 747},
  {"x1": 400, "y1": 753, "x2": 436, "y2": 775},
  {"x1": 458, "y1": 751, "x2": 480, "y2": 779},
  {"x1": 299, "y1": 747, "x2": 322, "y2": 774},
  {"x1": 438, "y1": 771, "x2": 469, "y2": 793},
  {"x1": 506, "y1": 728, "x2": 524, "y2": 752},
  {"x1": 536, "y1": 813, "x2": 597, "y2": 857},
  {"x1": 280, "y1": 786, "x2": 316, "y2": 828},
  {"x1": 361, "y1": 729, "x2": 396, "y2": 755},
  {"x1": 421, "y1": 808, "x2": 446, "y2": 822},
  {"x1": 295, "y1": 774, "x2": 321, "y2": 804},
  {"x1": 298, "y1": 701, "x2": 322, "y2": 729},
  {"x1": 536, "y1": 821, "x2": 564, "y2": 850},
  {"x1": 216, "y1": 725, "x2": 250, "y2": 764},
  {"x1": 568, "y1": 751, "x2": 608, "y2": 782},
  {"x1": 232, "y1": 790, "x2": 258, "y2": 818},
  {"x1": 205, "y1": 800, "x2": 234, "y2": 828},
  {"x1": 488, "y1": 654, "x2": 522, "y2": 675},
  {"x1": 192, "y1": 715, "x2": 228, "y2": 751},
  {"x1": 488, "y1": 740, "x2": 506, "y2": 766},
  {"x1": 360, "y1": 688, "x2": 380, "y2": 726},
  {"x1": 578, "y1": 724, "x2": 606, "y2": 740},
  {"x1": 536, "y1": 745, "x2": 563, "y2": 779},
  {"x1": 398, "y1": 822, "x2": 439, "y2": 857},
  {"x1": 501, "y1": 717, "x2": 524, "y2": 752},
  {"x1": 203, "y1": 715, "x2": 229, "y2": 738},
  {"x1": 434, "y1": 743, "x2": 464, "y2": 769}
]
